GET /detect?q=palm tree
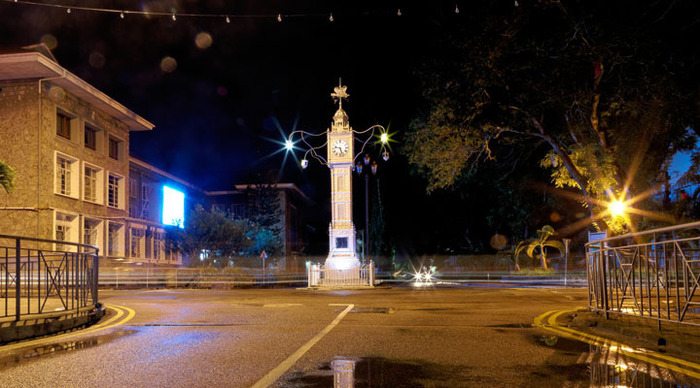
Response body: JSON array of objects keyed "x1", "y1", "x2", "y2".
[
  {"x1": 0, "y1": 160, "x2": 15, "y2": 194},
  {"x1": 513, "y1": 225, "x2": 565, "y2": 270}
]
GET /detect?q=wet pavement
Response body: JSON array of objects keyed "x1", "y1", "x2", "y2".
[{"x1": 0, "y1": 287, "x2": 697, "y2": 387}]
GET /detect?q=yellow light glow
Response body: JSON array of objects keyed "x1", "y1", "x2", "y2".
[
  {"x1": 609, "y1": 200, "x2": 627, "y2": 217},
  {"x1": 380, "y1": 132, "x2": 389, "y2": 144}
]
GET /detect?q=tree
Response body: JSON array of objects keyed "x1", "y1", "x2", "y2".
[
  {"x1": 0, "y1": 160, "x2": 15, "y2": 194},
  {"x1": 243, "y1": 184, "x2": 283, "y2": 256},
  {"x1": 405, "y1": 1, "x2": 699, "y2": 234},
  {"x1": 168, "y1": 205, "x2": 250, "y2": 267},
  {"x1": 513, "y1": 225, "x2": 564, "y2": 270}
]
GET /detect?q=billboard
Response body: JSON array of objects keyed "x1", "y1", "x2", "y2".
[{"x1": 162, "y1": 186, "x2": 185, "y2": 228}]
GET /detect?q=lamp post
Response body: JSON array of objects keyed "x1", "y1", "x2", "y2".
[{"x1": 354, "y1": 151, "x2": 389, "y2": 264}]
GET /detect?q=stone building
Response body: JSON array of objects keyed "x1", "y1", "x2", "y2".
[
  {"x1": 0, "y1": 45, "x2": 312, "y2": 268},
  {"x1": 0, "y1": 44, "x2": 159, "y2": 262}
]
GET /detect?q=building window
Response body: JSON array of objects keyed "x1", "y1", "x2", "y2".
[
  {"x1": 108, "y1": 222, "x2": 124, "y2": 256},
  {"x1": 141, "y1": 184, "x2": 152, "y2": 218},
  {"x1": 55, "y1": 212, "x2": 79, "y2": 252},
  {"x1": 55, "y1": 153, "x2": 79, "y2": 198},
  {"x1": 56, "y1": 112, "x2": 72, "y2": 140},
  {"x1": 109, "y1": 136, "x2": 122, "y2": 160},
  {"x1": 336, "y1": 237, "x2": 348, "y2": 249},
  {"x1": 130, "y1": 228, "x2": 144, "y2": 258},
  {"x1": 85, "y1": 125, "x2": 98, "y2": 150},
  {"x1": 108, "y1": 172, "x2": 124, "y2": 208},
  {"x1": 83, "y1": 218, "x2": 103, "y2": 251},
  {"x1": 83, "y1": 164, "x2": 103, "y2": 203},
  {"x1": 153, "y1": 232, "x2": 162, "y2": 260}
]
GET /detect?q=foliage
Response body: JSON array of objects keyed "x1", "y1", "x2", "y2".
[
  {"x1": 513, "y1": 225, "x2": 564, "y2": 270},
  {"x1": 167, "y1": 205, "x2": 250, "y2": 267},
  {"x1": 243, "y1": 184, "x2": 283, "y2": 256},
  {"x1": 405, "y1": 2, "x2": 699, "y2": 234},
  {"x1": 0, "y1": 160, "x2": 15, "y2": 194}
]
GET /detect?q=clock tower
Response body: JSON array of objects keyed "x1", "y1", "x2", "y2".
[{"x1": 325, "y1": 82, "x2": 360, "y2": 272}]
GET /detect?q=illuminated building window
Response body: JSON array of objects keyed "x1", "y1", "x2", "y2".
[{"x1": 55, "y1": 152, "x2": 79, "y2": 198}]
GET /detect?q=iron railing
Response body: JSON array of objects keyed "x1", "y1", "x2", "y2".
[
  {"x1": 586, "y1": 221, "x2": 700, "y2": 326},
  {"x1": 0, "y1": 234, "x2": 99, "y2": 321},
  {"x1": 307, "y1": 261, "x2": 375, "y2": 287}
]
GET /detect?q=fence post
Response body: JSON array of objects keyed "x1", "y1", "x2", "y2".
[
  {"x1": 93, "y1": 248, "x2": 99, "y2": 305},
  {"x1": 15, "y1": 237, "x2": 21, "y2": 322}
]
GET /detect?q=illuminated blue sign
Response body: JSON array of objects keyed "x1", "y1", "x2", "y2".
[{"x1": 162, "y1": 186, "x2": 185, "y2": 228}]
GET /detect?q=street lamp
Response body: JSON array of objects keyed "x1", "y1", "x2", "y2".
[{"x1": 354, "y1": 151, "x2": 388, "y2": 264}]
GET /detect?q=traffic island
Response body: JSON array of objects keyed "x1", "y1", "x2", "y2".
[{"x1": 0, "y1": 305, "x2": 105, "y2": 344}]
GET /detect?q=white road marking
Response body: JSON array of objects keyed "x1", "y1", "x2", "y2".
[{"x1": 251, "y1": 303, "x2": 355, "y2": 388}]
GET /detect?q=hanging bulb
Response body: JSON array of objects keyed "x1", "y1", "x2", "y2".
[
  {"x1": 514, "y1": 0, "x2": 519, "y2": 7},
  {"x1": 120, "y1": 11, "x2": 125, "y2": 19},
  {"x1": 397, "y1": 8, "x2": 402, "y2": 16},
  {"x1": 455, "y1": 4, "x2": 460, "y2": 14},
  {"x1": 172, "y1": 13, "x2": 177, "y2": 21},
  {"x1": 277, "y1": 13, "x2": 282, "y2": 22},
  {"x1": 329, "y1": 13, "x2": 334, "y2": 22},
  {"x1": 66, "y1": 8, "x2": 71, "y2": 14},
  {"x1": 301, "y1": 159, "x2": 309, "y2": 169},
  {"x1": 382, "y1": 150, "x2": 390, "y2": 161},
  {"x1": 225, "y1": 15, "x2": 230, "y2": 23}
]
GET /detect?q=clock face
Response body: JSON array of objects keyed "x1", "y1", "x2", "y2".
[{"x1": 332, "y1": 139, "x2": 349, "y2": 156}]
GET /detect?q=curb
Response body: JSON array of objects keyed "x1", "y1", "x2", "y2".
[
  {"x1": 534, "y1": 308, "x2": 700, "y2": 379},
  {"x1": 0, "y1": 306, "x2": 105, "y2": 344}
]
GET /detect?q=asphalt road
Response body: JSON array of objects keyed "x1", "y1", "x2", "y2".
[{"x1": 0, "y1": 285, "x2": 684, "y2": 387}]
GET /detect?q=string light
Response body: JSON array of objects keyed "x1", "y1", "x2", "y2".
[{"x1": 0, "y1": 1, "x2": 472, "y2": 22}]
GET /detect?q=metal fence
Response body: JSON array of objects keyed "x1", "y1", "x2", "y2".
[
  {"x1": 0, "y1": 234, "x2": 99, "y2": 321},
  {"x1": 307, "y1": 261, "x2": 375, "y2": 287},
  {"x1": 99, "y1": 267, "x2": 308, "y2": 288},
  {"x1": 586, "y1": 221, "x2": 700, "y2": 326}
]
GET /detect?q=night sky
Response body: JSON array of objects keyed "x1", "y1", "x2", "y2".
[
  {"x1": 0, "y1": 0, "x2": 469, "y2": 254},
  {"x1": 2, "y1": 1, "x2": 697, "y2": 255}
]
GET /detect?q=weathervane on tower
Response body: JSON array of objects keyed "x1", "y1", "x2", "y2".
[{"x1": 283, "y1": 81, "x2": 394, "y2": 287}]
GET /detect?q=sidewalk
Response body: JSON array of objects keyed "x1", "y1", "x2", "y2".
[{"x1": 562, "y1": 309, "x2": 700, "y2": 362}]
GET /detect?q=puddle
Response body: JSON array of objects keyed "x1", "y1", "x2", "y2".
[
  {"x1": 536, "y1": 335, "x2": 700, "y2": 387},
  {"x1": 0, "y1": 329, "x2": 135, "y2": 370},
  {"x1": 282, "y1": 357, "x2": 474, "y2": 387}
]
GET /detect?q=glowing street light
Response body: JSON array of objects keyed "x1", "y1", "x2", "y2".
[
  {"x1": 609, "y1": 199, "x2": 627, "y2": 217},
  {"x1": 380, "y1": 132, "x2": 389, "y2": 144},
  {"x1": 284, "y1": 139, "x2": 294, "y2": 151}
]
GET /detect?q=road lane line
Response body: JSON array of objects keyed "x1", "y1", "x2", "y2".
[
  {"x1": 251, "y1": 303, "x2": 355, "y2": 388},
  {"x1": 0, "y1": 304, "x2": 136, "y2": 353},
  {"x1": 534, "y1": 309, "x2": 700, "y2": 379}
]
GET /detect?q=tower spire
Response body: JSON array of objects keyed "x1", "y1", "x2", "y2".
[{"x1": 331, "y1": 78, "x2": 349, "y2": 110}]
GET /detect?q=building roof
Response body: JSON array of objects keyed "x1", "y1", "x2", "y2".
[
  {"x1": 0, "y1": 46, "x2": 154, "y2": 131},
  {"x1": 129, "y1": 157, "x2": 204, "y2": 193}
]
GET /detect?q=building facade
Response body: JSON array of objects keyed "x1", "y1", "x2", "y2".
[
  {"x1": 0, "y1": 45, "x2": 172, "y2": 264},
  {"x1": 0, "y1": 45, "x2": 311, "y2": 268}
]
